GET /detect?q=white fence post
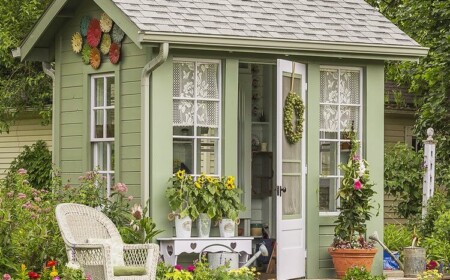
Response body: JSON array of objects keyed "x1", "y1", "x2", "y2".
[{"x1": 422, "y1": 128, "x2": 436, "y2": 218}]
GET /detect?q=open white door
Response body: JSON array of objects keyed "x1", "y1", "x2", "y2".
[{"x1": 276, "y1": 59, "x2": 307, "y2": 279}]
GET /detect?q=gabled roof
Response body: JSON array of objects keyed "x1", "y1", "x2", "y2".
[
  {"x1": 116, "y1": 0, "x2": 416, "y2": 47},
  {"x1": 16, "y1": 0, "x2": 428, "y2": 62}
]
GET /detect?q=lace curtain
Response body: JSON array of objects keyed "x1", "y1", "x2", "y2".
[
  {"x1": 173, "y1": 61, "x2": 219, "y2": 128},
  {"x1": 320, "y1": 69, "x2": 360, "y2": 132}
]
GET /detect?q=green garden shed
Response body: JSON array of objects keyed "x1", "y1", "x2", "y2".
[{"x1": 15, "y1": 0, "x2": 427, "y2": 278}]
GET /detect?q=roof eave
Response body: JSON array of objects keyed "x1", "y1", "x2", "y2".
[
  {"x1": 18, "y1": 0, "x2": 143, "y2": 62},
  {"x1": 139, "y1": 32, "x2": 429, "y2": 61},
  {"x1": 19, "y1": 0, "x2": 68, "y2": 62}
]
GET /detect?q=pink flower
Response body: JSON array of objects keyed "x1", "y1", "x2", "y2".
[
  {"x1": 6, "y1": 191, "x2": 13, "y2": 198},
  {"x1": 114, "y1": 182, "x2": 128, "y2": 193},
  {"x1": 127, "y1": 195, "x2": 133, "y2": 201},
  {"x1": 18, "y1": 168, "x2": 27, "y2": 175},
  {"x1": 22, "y1": 201, "x2": 32, "y2": 209},
  {"x1": 187, "y1": 265, "x2": 195, "y2": 272},
  {"x1": 174, "y1": 265, "x2": 183, "y2": 271},
  {"x1": 53, "y1": 277, "x2": 60, "y2": 280},
  {"x1": 352, "y1": 155, "x2": 360, "y2": 161},
  {"x1": 354, "y1": 179, "x2": 362, "y2": 190},
  {"x1": 17, "y1": 193, "x2": 26, "y2": 199},
  {"x1": 34, "y1": 197, "x2": 42, "y2": 202},
  {"x1": 3, "y1": 274, "x2": 11, "y2": 280}
]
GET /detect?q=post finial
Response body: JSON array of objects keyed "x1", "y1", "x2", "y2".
[{"x1": 427, "y1": 127, "x2": 434, "y2": 140}]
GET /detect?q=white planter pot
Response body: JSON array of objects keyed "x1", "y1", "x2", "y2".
[
  {"x1": 219, "y1": 218, "x2": 235, "y2": 237},
  {"x1": 175, "y1": 216, "x2": 192, "y2": 238},
  {"x1": 197, "y1": 213, "x2": 211, "y2": 238}
]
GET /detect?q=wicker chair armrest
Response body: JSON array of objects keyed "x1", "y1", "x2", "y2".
[
  {"x1": 123, "y1": 243, "x2": 159, "y2": 278},
  {"x1": 123, "y1": 243, "x2": 159, "y2": 250}
]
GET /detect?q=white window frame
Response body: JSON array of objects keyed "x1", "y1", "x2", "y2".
[
  {"x1": 90, "y1": 73, "x2": 115, "y2": 196},
  {"x1": 172, "y1": 58, "x2": 222, "y2": 178},
  {"x1": 319, "y1": 66, "x2": 363, "y2": 216}
]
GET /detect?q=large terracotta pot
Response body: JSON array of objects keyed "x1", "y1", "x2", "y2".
[{"x1": 328, "y1": 247, "x2": 378, "y2": 279}]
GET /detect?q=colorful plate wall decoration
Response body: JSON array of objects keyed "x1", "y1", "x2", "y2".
[{"x1": 72, "y1": 12, "x2": 124, "y2": 69}]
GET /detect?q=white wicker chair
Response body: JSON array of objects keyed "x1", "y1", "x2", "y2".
[{"x1": 55, "y1": 203, "x2": 159, "y2": 280}]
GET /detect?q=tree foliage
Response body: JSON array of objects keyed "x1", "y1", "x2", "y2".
[
  {"x1": 0, "y1": 0, "x2": 53, "y2": 133},
  {"x1": 367, "y1": 0, "x2": 450, "y2": 190}
]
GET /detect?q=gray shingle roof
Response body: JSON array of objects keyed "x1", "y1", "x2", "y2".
[{"x1": 112, "y1": 0, "x2": 420, "y2": 47}]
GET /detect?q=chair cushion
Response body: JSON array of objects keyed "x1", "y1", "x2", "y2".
[
  {"x1": 86, "y1": 238, "x2": 125, "y2": 266},
  {"x1": 113, "y1": 266, "x2": 146, "y2": 276}
]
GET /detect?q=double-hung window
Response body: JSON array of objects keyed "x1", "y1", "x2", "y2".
[
  {"x1": 90, "y1": 74, "x2": 115, "y2": 196},
  {"x1": 319, "y1": 66, "x2": 363, "y2": 213},
  {"x1": 172, "y1": 59, "x2": 221, "y2": 177}
]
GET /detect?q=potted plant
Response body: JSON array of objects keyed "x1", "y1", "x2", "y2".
[
  {"x1": 328, "y1": 132, "x2": 378, "y2": 279},
  {"x1": 166, "y1": 169, "x2": 200, "y2": 237},
  {"x1": 214, "y1": 175, "x2": 246, "y2": 237},
  {"x1": 192, "y1": 174, "x2": 218, "y2": 237}
]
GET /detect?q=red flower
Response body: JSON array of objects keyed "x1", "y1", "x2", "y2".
[
  {"x1": 28, "y1": 271, "x2": 40, "y2": 279},
  {"x1": 87, "y1": 19, "x2": 102, "y2": 47},
  {"x1": 354, "y1": 179, "x2": 362, "y2": 190},
  {"x1": 427, "y1": 260, "x2": 438, "y2": 270},
  {"x1": 46, "y1": 260, "x2": 57, "y2": 267},
  {"x1": 109, "y1": 43, "x2": 121, "y2": 64}
]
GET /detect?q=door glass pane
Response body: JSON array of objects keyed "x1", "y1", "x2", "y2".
[
  {"x1": 173, "y1": 139, "x2": 194, "y2": 174},
  {"x1": 319, "y1": 177, "x2": 339, "y2": 212},
  {"x1": 173, "y1": 62, "x2": 195, "y2": 98},
  {"x1": 320, "y1": 141, "x2": 338, "y2": 176},
  {"x1": 281, "y1": 71, "x2": 302, "y2": 219},
  {"x1": 93, "y1": 142, "x2": 108, "y2": 170},
  {"x1": 197, "y1": 138, "x2": 218, "y2": 175}
]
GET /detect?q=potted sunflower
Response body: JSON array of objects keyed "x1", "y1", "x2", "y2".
[
  {"x1": 328, "y1": 132, "x2": 379, "y2": 278},
  {"x1": 214, "y1": 175, "x2": 246, "y2": 237},
  {"x1": 166, "y1": 169, "x2": 199, "y2": 238}
]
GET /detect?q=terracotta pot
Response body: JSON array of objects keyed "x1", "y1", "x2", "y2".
[{"x1": 328, "y1": 247, "x2": 378, "y2": 279}]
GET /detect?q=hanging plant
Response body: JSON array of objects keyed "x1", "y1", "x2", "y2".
[
  {"x1": 80, "y1": 16, "x2": 91, "y2": 37},
  {"x1": 100, "y1": 33, "x2": 112, "y2": 55},
  {"x1": 87, "y1": 18, "x2": 102, "y2": 47},
  {"x1": 100, "y1": 13, "x2": 113, "y2": 32},
  {"x1": 81, "y1": 44, "x2": 91, "y2": 65},
  {"x1": 71, "y1": 32, "x2": 83, "y2": 53},
  {"x1": 283, "y1": 91, "x2": 304, "y2": 144},
  {"x1": 111, "y1": 24, "x2": 125, "y2": 43},
  {"x1": 109, "y1": 43, "x2": 121, "y2": 64},
  {"x1": 90, "y1": 48, "x2": 101, "y2": 69}
]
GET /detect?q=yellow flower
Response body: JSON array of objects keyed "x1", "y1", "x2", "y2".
[
  {"x1": 50, "y1": 267, "x2": 58, "y2": 277},
  {"x1": 206, "y1": 176, "x2": 213, "y2": 183},
  {"x1": 226, "y1": 183, "x2": 235, "y2": 190},
  {"x1": 176, "y1": 170, "x2": 185, "y2": 179},
  {"x1": 227, "y1": 176, "x2": 235, "y2": 183},
  {"x1": 21, "y1": 264, "x2": 26, "y2": 272},
  {"x1": 195, "y1": 182, "x2": 201, "y2": 189}
]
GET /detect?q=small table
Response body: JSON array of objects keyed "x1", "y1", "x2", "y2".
[{"x1": 157, "y1": 237, "x2": 254, "y2": 266}]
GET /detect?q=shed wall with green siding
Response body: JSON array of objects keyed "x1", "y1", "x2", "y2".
[{"x1": 54, "y1": 0, "x2": 146, "y2": 200}]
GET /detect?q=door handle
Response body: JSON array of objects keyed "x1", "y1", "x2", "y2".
[{"x1": 277, "y1": 186, "x2": 287, "y2": 196}]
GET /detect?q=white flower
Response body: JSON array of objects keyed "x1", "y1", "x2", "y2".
[
  {"x1": 66, "y1": 261, "x2": 80, "y2": 270},
  {"x1": 358, "y1": 160, "x2": 366, "y2": 177},
  {"x1": 131, "y1": 204, "x2": 143, "y2": 220}
]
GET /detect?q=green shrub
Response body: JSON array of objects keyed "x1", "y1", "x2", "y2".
[
  {"x1": 423, "y1": 209, "x2": 450, "y2": 265},
  {"x1": 343, "y1": 266, "x2": 385, "y2": 280},
  {"x1": 420, "y1": 190, "x2": 449, "y2": 238},
  {"x1": 0, "y1": 169, "x2": 162, "y2": 274},
  {"x1": 384, "y1": 143, "x2": 423, "y2": 219},
  {"x1": 6, "y1": 140, "x2": 52, "y2": 189},
  {"x1": 383, "y1": 224, "x2": 412, "y2": 253}
]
